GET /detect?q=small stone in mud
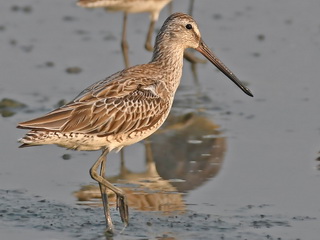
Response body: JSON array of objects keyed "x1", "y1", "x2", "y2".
[
  {"x1": 21, "y1": 45, "x2": 33, "y2": 52},
  {"x1": 22, "y1": 6, "x2": 32, "y2": 13},
  {"x1": 0, "y1": 98, "x2": 26, "y2": 109},
  {"x1": 75, "y1": 29, "x2": 88, "y2": 35},
  {"x1": 63, "y1": 16, "x2": 76, "y2": 22},
  {"x1": 0, "y1": 109, "x2": 15, "y2": 117},
  {"x1": 212, "y1": 13, "x2": 222, "y2": 20},
  {"x1": 11, "y1": 5, "x2": 32, "y2": 13},
  {"x1": 257, "y1": 34, "x2": 265, "y2": 41},
  {"x1": 246, "y1": 114, "x2": 255, "y2": 119},
  {"x1": 66, "y1": 67, "x2": 82, "y2": 74},
  {"x1": 284, "y1": 19, "x2": 293, "y2": 25},
  {"x1": 9, "y1": 39, "x2": 17, "y2": 46},
  {"x1": 46, "y1": 61, "x2": 54, "y2": 67},
  {"x1": 252, "y1": 52, "x2": 261, "y2": 57},
  {"x1": 146, "y1": 221, "x2": 152, "y2": 226},
  {"x1": 37, "y1": 61, "x2": 55, "y2": 68},
  {"x1": 11, "y1": 5, "x2": 20, "y2": 12},
  {"x1": 62, "y1": 154, "x2": 71, "y2": 160},
  {"x1": 103, "y1": 33, "x2": 117, "y2": 41}
]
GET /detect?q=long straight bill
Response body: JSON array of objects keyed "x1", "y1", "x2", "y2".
[{"x1": 196, "y1": 39, "x2": 253, "y2": 97}]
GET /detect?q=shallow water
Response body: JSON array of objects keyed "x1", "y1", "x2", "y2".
[{"x1": 1, "y1": 0, "x2": 320, "y2": 239}]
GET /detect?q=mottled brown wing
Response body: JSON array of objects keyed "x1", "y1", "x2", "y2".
[
  {"x1": 60, "y1": 88, "x2": 169, "y2": 136},
  {"x1": 18, "y1": 67, "x2": 170, "y2": 136}
]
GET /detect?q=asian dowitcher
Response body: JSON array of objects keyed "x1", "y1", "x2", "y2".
[
  {"x1": 77, "y1": 0, "x2": 172, "y2": 67},
  {"x1": 17, "y1": 12, "x2": 253, "y2": 234}
]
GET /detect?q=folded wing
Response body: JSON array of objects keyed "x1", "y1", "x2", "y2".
[{"x1": 18, "y1": 68, "x2": 170, "y2": 136}]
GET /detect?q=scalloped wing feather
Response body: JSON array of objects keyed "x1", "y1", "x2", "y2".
[{"x1": 18, "y1": 65, "x2": 170, "y2": 137}]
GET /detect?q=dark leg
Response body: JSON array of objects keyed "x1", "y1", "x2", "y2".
[
  {"x1": 190, "y1": 56, "x2": 200, "y2": 87},
  {"x1": 119, "y1": 148, "x2": 129, "y2": 176},
  {"x1": 144, "y1": 139, "x2": 158, "y2": 176},
  {"x1": 119, "y1": 148, "x2": 126, "y2": 175},
  {"x1": 144, "y1": 140, "x2": 153, "y2": 163},
  {"x1": 183, "y1": 51, "x2": 206, "y2": 84},
  {"x1": 99, "y1": 150, "x2": 114, "y2": 234},
  {"x1": 183, "y1": 51, "x2": 207, "y2": 64},
  {"x1": 90, "y1": 148, "x2": 129, "y2": 233},
  {"x1": 121, "y1": 12, "x2": 130, "y2": 68},
  {"x1": 145, "y1": 19, "x2": 156, "y2": 52},
  {"x1": 167, "y1": 1, "x2": 173, "y2": 15},
  {"x1": 188, "y1": 0, "x2": 195, "y2": 16}
]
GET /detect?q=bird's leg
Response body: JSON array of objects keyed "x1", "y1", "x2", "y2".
[
  {"x1": 119, "y1": 148, "x2": 129, "y2": 176},
  {"x1": 116, "y1": 191, "x2": 129, "y2": 226},
  {"x1": 190, "y1": 57, "x2": 200, "y2": 87},
  {"x1": 144, "y1": 139, "x2": 155, "y2": 174},
  {"x1": 183, "y1": 51, "x2": 206, "y2": 84},
  {"x1": 145, "y1": 19, "x2": 156, "y2": 52},
  {"x1": 90, "y1": 148, "x2": 114, "y2": 233},
  {"x1": 121, "y1": 12, "x2": 130, "y2": 68},
  {"x1": 90, "y1": 148, "x2": 129, "y2": 229},
  {"x1": 188, "y1": 0, "x2": 195, "y2": 16},
  {"x1": 167, "y1": 1, "x2": 173, "y2": 15},
  {"x1": 99, "y1": 150, "x2": 114, "y2": 234},
  {"x1": 183, "y1": 50, "x2": 207, "y2": 64},
  {"x1": 120, "y1": 148, "x2": 125, "y2": 172}
]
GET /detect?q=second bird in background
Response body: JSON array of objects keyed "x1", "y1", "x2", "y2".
[{"x1": 77, "y1": 0, "x2": 173, "y2": 68}]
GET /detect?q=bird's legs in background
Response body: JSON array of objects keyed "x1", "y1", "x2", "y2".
[
  {"x1": 189, "y1": 0, "x2": 195, "y2": 16},
  {"x1": 121, "y1": 12, "x2": 130, "y2": 68},
  {"x1": 119, "y1": 13, "x2": 130, "y2": 167},
  {"x1": 145, "y1": 17, "x2": 156, "y2": 51}
]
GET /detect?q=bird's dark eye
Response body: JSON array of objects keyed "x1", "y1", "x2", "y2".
[{"x1": 186, "y1": 24, "x2": 193, "y2": 30}]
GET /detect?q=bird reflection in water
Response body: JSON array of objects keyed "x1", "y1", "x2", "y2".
[{"x1": 74, "y1": 111, "x2": 226, "y2": 212}]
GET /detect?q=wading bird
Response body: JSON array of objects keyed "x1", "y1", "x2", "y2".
[{"x1": 17, "y1": 12, "x2": 253, "y2": 234}]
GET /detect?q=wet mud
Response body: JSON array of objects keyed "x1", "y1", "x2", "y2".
[{"x1": 1, "y1": 189, "x2": 304, "y2": 240}]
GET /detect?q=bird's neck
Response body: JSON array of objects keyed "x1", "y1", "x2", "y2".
[
  {"x1": 151, "y1": 38, "x2": 185, "y2": 66},
  {"x1": 150, "y1": 38, "x2": 185, "y2": 94}
]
